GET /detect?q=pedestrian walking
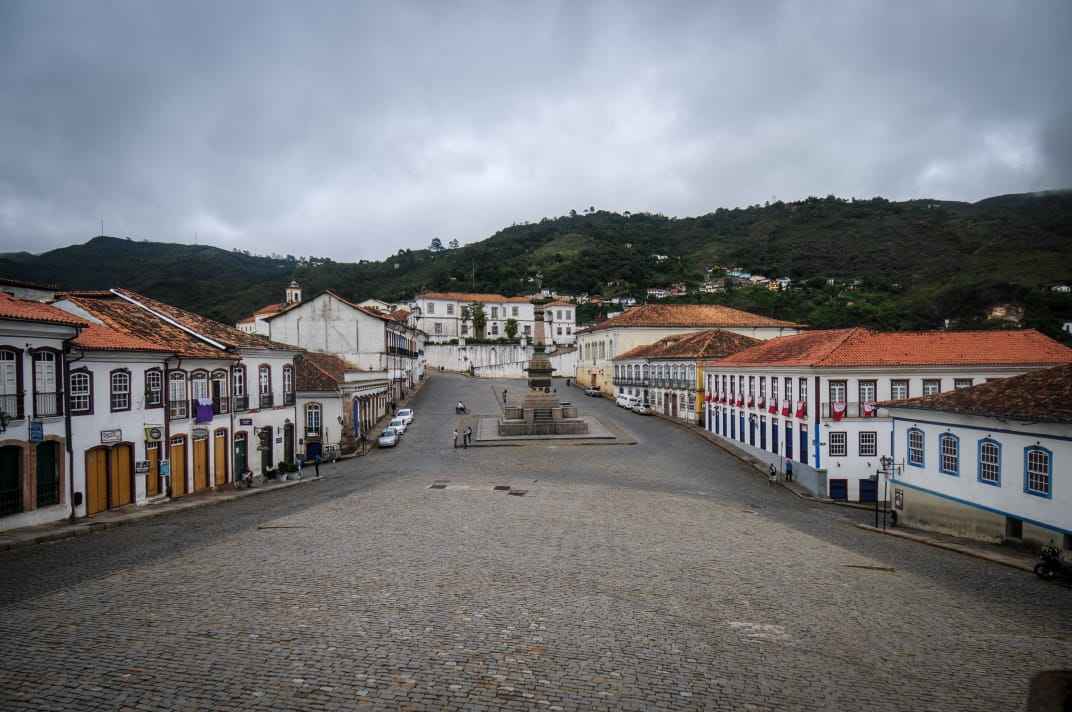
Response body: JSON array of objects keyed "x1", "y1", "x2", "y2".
[
  {"x1": 464, "y1": 426, "x2": 473, "y2": 447},
  {"x1": 314, "y1": 453, "x2": 321, "y2": 478},
  {"x1": 785, "y1": 458, "x2": 793, "y2": 482},
  {"x1": 295, "y1": 453, "x2": 304, "y2": 480},
  {"x1": 453, "y1": 428, "x2": 459, "y2": 448},
  {"x1": 768, "y1": 463, "x2": 778, "y2": 486},
  {"x1": 502, "y1": 389, "x2": 508, "y2": 404}
]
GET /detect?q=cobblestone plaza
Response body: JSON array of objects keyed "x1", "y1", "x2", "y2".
[{"x1": 1, "y1": 374, "x2": 1069, "y2": 711}]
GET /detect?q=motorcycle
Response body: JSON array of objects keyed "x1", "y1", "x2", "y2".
[{"x1": 1033, "y1": 541, "x2": 1071, "y2": 582}]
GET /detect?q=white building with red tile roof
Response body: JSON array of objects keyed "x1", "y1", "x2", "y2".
[
  {"x1": 881, "y1": 363, "x2": 1072, "y2": 552},
  {"x1": 575, "y1": 303, "x2": 801, "y2": 395},
  {"x1": 701, "y1": 328, "x2": 1072, "y2": 502},
  {"x1": 413, "y1": 292, "x2": 557, "y2": 344},
  {"x1": 0, "y1": 293, "x2": 86, "y2": 531}
]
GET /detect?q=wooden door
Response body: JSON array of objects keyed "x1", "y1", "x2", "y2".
[
  {"x1": 193, "y1": 435, "x2": 209, "y2": 491},
  {"x1": 213, "y1": 430, "x2": 227, "y2": 486},
  {"x1": 85, "y1": 449, "x2": 109, "y2": 515},
  {"x1": 109, "y1": 444, "x2": 133, "y2": 508},
  {"x1": 146, "y1": 442, "x2": 160, "y2": 497},
  {"x1": 234, "y1": 433, "x2": 248, "y2": 476},
  {"x1": 170, "y1": 437, "x2": 187, "y2": 498}
]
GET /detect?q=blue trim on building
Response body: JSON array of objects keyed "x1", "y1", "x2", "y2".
[
  {"x1": 890, "y1": 416, "x2": 1072, "y2": 443},
  {"x1": 890, "y1": 478, "x2": 1070, "y2": 537},
  {"x1": 976, "y1": 438, "x2": 1001, "y2": 487},
  {"x1": 1023, "y1": 445, "x2": 1054, "y2": 499}
]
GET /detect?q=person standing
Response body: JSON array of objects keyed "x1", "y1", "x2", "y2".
[
  {"x1": 295, "y1": 453, "x2": 304, "y2": 480},
  {"x1": 465, "y1": 426, "x2": 473, "y2": 447},
  {"x1": 314, "y1": 453, "x2": 321, "y2": 478},
  {"x1": 453, "y1": 428, "x2": 459, "y2": 448},
  {"x1": 768, "y1": 463, "x2": 778, "y2": 486},
  {"x1": 502, "y1": 389, "x2": 508, "y2": 405},
  {"x1": 785, "y1": 458, "x2": 793, "y2": 482}
]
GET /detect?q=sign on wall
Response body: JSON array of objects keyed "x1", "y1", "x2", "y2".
[
  {"x1": 144, "y1": 425, "x2": 163, "y2": 441},
  {"x1": 240, "y1": 418, "x2": 253, "y2": 426},
  {"x1": 159, "y1": 460, "x2": 171, "y2": 476},
  {"x1": 29, "y1": 420, "x2": 44, "y2": 443},
  {"x1": 192, "y1": 427, "x2": 209, "y2": 439},
  {"x1": 101, "y1": 429, "x2": 122, "y2": 444},
  {"x1": 134, "y1": 460, "x2": 150, "y2": 474}
]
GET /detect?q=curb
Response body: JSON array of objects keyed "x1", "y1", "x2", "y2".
[
  {"x1": 0, "y1": 477, "x2": 318, "y2": 553},
  {"x1": 854, "y1": 523, "x2": 1034, "y2": 573}
]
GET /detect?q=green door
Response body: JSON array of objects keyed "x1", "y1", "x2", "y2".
[
  {"x1": 35, "y1": 442, "x2": 59, "y2": 507},
  {"x1": 0, "y1": 446, "x2": 22, "y2": 516}
]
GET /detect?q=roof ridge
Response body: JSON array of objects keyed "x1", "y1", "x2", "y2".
[{"x1": 813, "y1": 327, "x2": 869, "y2": 366}]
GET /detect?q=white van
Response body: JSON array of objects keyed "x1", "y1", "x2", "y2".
[{"x1": 616, "y1": 393, "x2": 640, "y2": 409}]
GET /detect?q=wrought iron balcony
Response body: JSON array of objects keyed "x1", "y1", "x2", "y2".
[
  {"x1": 259, "y1": 392, "x2": 274, "y2": 408},
  {"x1": 34, "y1": 391, "x2": 62, "y2": 418},
  {"x1": 284, "y1": 391, "x2": 295, "y2": 406},
  {"x1": 0, "y1": 393, "x2": 23, "y2": 420},
  {"x1": 232, "y1": 394, "x2": 249, "y2": 411},
  {"x1": 821, "y1": 401, "x2": 881, "y2": 419},
  {"x1": 212, "y1": 396, "x2": 231, "y2": 415}
]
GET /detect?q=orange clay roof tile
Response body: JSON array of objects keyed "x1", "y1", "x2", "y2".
[{"x1": 585, "y1": 304, "x2": 800, "y2": 332}]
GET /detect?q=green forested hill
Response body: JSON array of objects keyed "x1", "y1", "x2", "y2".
[{"x1": 3, "y1": 191, "x2": 1071, "y2": 334}]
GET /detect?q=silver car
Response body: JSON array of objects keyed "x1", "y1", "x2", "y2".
[{"x1": 378, "y1": 427, "x2": 400, "y2": 448}]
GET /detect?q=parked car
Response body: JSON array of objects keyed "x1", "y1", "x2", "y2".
[
  {"x1": 583, "y1": 387, "x2": 601, "y2": 397},
  {"x1": 388, "y1": 417, "x2": 408, "y2": 435},
  {"x1": 378, "y1": 427, "x2": 400, "y2": 448},
  {"x1": 395, "y1": 408, "x2": 415, "y2": 426},
  {"x1": 631, "y1": 401, "x2": 653, "y2": 415},
  {"x1": 616, "y1": 394, "x2": 639, "y2": 409}
]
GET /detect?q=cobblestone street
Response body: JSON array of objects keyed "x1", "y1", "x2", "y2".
[{"x1": 1, "y1": 373, "x2": 1069, "y2": 711}]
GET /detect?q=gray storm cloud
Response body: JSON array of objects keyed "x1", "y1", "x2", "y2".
[{"x1": 1, "y1": 0, "x2": 1069, "y2": 260}]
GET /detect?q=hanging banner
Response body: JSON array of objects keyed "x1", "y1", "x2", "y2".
[{"x1": 352, "y1": 398, "x2": 362, "y2": 439}]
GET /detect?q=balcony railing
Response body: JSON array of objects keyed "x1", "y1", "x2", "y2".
[
  {"x1": 821, "y1": 401, "x2": 881, "y2": 419},
  {"x1": 0, "y1": 393, "x2": 23, "y2": 420},
  {"x1": 169, "y1": 399, "x2": 188, "y2": 420},
  {"x1": 233, "y1": 394, "x2": 249, "y2": 411},
  {"x1": 284, "y1": 391, "x2": 295, "y2": 406},
  {"x1": 212, "y1": 396, "x2": 231, "y2": 415},
  {"x1": 34, "y1": 391, "x2": 62, "y2": 417},
  {"x1": 259, "y1": 392, "x2": 274, "y2": 408}
]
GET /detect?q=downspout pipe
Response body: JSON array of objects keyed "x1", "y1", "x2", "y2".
[{"x1": 63, "y1": 342, "x2": 84, "y2": 521}]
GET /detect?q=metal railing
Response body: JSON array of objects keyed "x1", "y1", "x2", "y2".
[
  {"x1": 169, "y1": 399, "x2": 189, "y2": 420},
  {"x1": 34, "y1": 391, "x2": 62, "y2": 417},
  {"x1": 259, "y1": 392, "x2": 274, "y2": 408},
  {"x1": 212, "y1": 396, "x2": 231, "y2": 415},
  {"x1": 233, "y1": 394, "x2": 249, "y2": 411},
  {"x1": 0, "y1": 393, "x2": 23, "y2": 420},
  {"x1": 284, "y1": 391, "x2": 295, "y2": 406}
]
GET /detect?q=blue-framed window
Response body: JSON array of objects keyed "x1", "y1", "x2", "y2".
[
  {"x1": 938, "y1": 433, "x2": 959, "y2": 476},
  {"x1": 977, "y1": 438, "x2": 1001, "y2": 486},
  {"x1": 1024, "y1": 446, "x2": 1053, "y2": 498},
  {"x1": 907, "y1": 428, "x2": 925, "y2": 467}
]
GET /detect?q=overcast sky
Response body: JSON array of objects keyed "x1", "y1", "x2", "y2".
[{"x1": 1, "y1": 1, "x2": 1070, "y2": 261}]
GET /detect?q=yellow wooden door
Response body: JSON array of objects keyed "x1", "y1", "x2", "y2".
[
  {"x1": 193, "y1": 436, "x2": 209, "y2": 491},
  {"x1": 146, "y1": 443, "x2": 160, "y2": 497},
  {"x1": 170, "y1": 437, "x2": 186, "y2": 498},
  {"x1": 85, "y1": 449, "x2": 108, "y2": 515},
  {"x1": 110, "y1": 444, "x2": 133, "y2": 508},
  {"x1": 213, "y1": 431, "x2": 227, "y2": 486}
]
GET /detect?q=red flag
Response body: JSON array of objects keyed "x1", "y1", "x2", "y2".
[
  {"x1": 796, "y1": 401, "x2": 806, "y2": 418},
  {"x1": 832, "y1": 401, "x2": 846, "y2": 422},
  {"x1": 781, "y1": 400, "x2": 790, "y2": 416}
]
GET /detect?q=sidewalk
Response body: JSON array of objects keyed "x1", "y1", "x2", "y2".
[
  {"x1": 0, "y1": 476, "x2": 317, "y2": 552},
  {"x1": 854, "y1": 522, "x2": 1037, "y2": 573}
]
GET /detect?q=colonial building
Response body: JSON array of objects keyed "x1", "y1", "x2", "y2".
[
  {"x1": 0, "y1": 277, "x2": 59, "y2": 303},
  {"x1": 0, "y1": 294, "x2": 86, "y2": 531},
  {"x1": 53, "y1": 288, "x2": 302, "y2": 515},
  {"x1": 295, "y1": 350, "x2": 392, "y2": 457},
  {"x1": 413, "y1": 292, "x2": 533, "y2": 343},
  {"x1": 882, "y1": 364, "x2": 1072, "y2": 552},
  {"x1": 261, "y1": 289, "x2": 423, "y2": 402},
  {"x1": 702, "y1": 328, "x2": 1072, "y2": 503},
  {"x1": 235, "y1": 280, "x2": 303, "y2": 335},
  {"x1": 612, "y1": 330, "x2": 760, "y2": 423},
  {"x1": 576, "y1": 304, "x2": 800, "y2": 394},
  {"x1": 543, "y1": 301, "x2": 577, "y2": 345}
]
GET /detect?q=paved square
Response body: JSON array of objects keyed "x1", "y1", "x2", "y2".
[{"x1": 1, "y1": 374, "x2": 1068, "y2": 711}]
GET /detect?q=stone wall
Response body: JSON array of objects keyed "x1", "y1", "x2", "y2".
[{"x1": 424, "y1": 343, "x2": 577, "y2": 379}]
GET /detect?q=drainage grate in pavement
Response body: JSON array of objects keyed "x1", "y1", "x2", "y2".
[
  {"x1": 428, "y1": 484, "x2": 447, "y2": 490},
  {"x1": 508, "y1": 490, "x2": 527, "y2": 497},
  {"x1": 493, "y1": 485, "x2": 511, "y2": 491},
  {"x1": 843, "y1": 564, "x2": 896, "y2": 572}
]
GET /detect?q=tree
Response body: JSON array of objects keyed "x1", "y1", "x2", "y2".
[
  {"x1": 505, "y1": 318, "x2": 518, "y2": 340},
  {"x1": 448, "y1": 239, "x2": 460, "y2": 250},
  {"x1": 430, "y1": 237, "x2": 444, "y2": 252},
  {"x1": 470, "y1": 303, "x2": 486, "y2": 338}
]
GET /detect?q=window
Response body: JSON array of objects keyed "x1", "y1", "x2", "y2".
[
  {"x1": 305, "y1": 403, "x2": 322, "y2": 434},
  {"x1": 923, "y1": 379, "x2": 941, "y2": 396},
  {"x1": 938, "y1": 433, "x2": 959, "y2": 475},
  {"x1": 858, "y1": 380, "x2": 877, "y2": 404},
  {"x1": 828, "y1": 380, "x2": 847, "y2": 404},
  {"x1": 232, "y1": 365, "x2": 246, "y2": 397},
  {"x1": 890, "y1": 379, "x2": 909, "y2": 400},
  {"x1": 282, "y1": 365, "x2": 294, "y2": 394},
  {"x1": 0, "y1": 348, "x2": 21, "y2": 418},
  {"x1": 771, "y1": 377, "x2": 779, "y2": 403},
  {"x1": 784, "y1": 377, "x2": 792, "y2": 402},
  {"x1": 461, "y1": 323, "x2": 469, "y2": 335},
  {"x1": 859, "y1": 431, "x2": 877, "y2": 457},
  {"x1": 427, "y1": 302, "x2": 435, "y2": 314},
  {"x1": 110, "y1": 369, "x2": 131, "y2": 412},
  {"x1": 145, "y1": 368, "x2": 163, "y2": 407},
  {"x1": 490, "y1": 322, "x2": 499, "y2": 335},
  {"x1": 954, "y1": 378, "x2": 973, "y2": 390},
  {"x1": 33, "y1": 350, "x2": 60, "y2": 417},
  {"x1": 191, "y1": 370, "x2": 210, "y2": 401},
  {"x1": 748, "y1": 376, "x2": 754, "y2": 396},
  {"x1": 907, "y1": 428, "x2": 924, "y2": 467},
  {"x1": 759, "y1": 376, "x2": 766, "y2": 398},
  {"x1": 1024, "y1": 447, "x2": 1052, "y2": 497},
  {"x1": 169, "y1": 371, "x2": 188, "y2": 419},
  {"x1": 829, "y1": 431, "x2": 847, "y2": 457},
  {"x1": 258, "y1": 366, "x2": 271, "y2": 395},
  {"x1": 491, "y1": 307, "x2": 499, "y2": 319},
  {"x1": 512, "y1": 306, "x2": 519, "y2": 317},
  {"x1": 434, "y1": 322, "x2": 443, "y2": 335},
  {"x1": 566, "y1": 326, "x2": 572, "y2": 335},
  {"x1": 557, "y1": 326, "x2": 562, "y2": 336},
  {"x1": 523, "y1": 324, "x2": 531, "y2": 336},
  {"x1": 978, "y1": 439, "x2": 1001, "y2": 486},
  {"x1": 446, "y1": 304, "x2": 454, "y2": 315},
  {"x1": 69, "y1": 369, "x2": 92, "y2": 414},
  {"x1": 798, "y1": 377, "x2": 808, "y2": 403}
]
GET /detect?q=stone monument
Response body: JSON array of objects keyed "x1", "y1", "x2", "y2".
[{"x1": 499, "y1": 303, "x2": 589, "y2": 436}]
